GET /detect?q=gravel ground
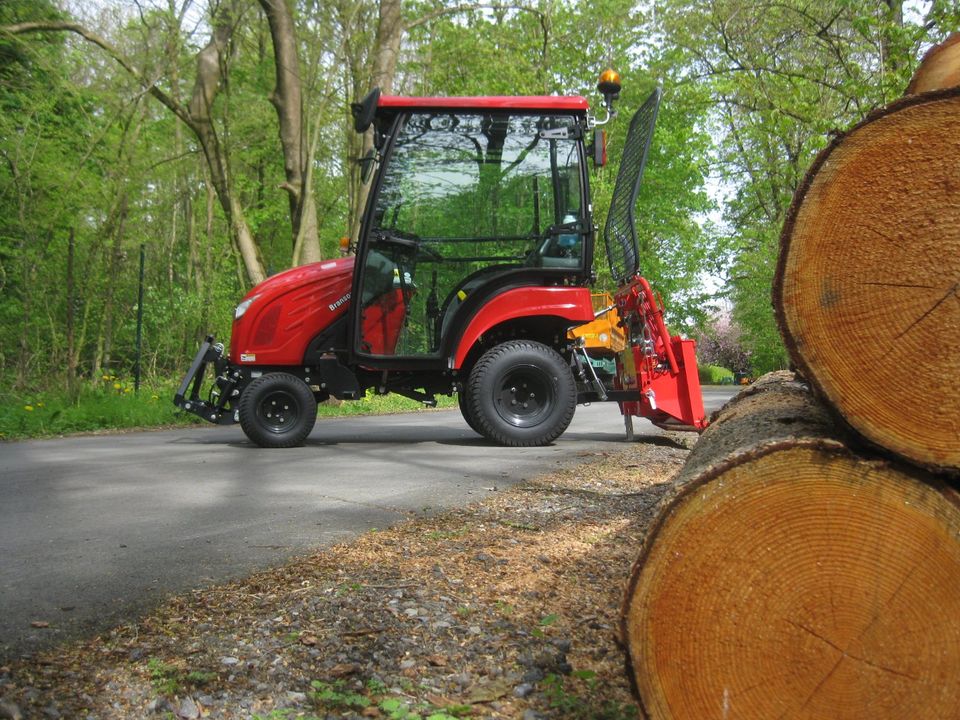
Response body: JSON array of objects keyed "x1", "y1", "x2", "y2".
[{"x1": 0, "y1": 435, "x2": 695, "y2": 720}]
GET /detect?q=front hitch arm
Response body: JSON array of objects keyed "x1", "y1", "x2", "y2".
[{"x1": 173, "y1": 336, "x2": 238, "y2": 425}]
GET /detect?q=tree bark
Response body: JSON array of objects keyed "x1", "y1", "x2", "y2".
[
  {"x1": 879, "y1": 0, "x2": 905, "y2": 74},
  {"x1": 258, "y1": 0, "x2": 322, "y2": 265},
  {"x1": 65, "y1": 228, "x2": 78, "y2": 401},
  {"x1": 93, "y1": 101, "x2": 144, "y2": 381},
  {"x1": 906, "y1": 32, "x2": 960, "y2": 94},
  {"x1": 346, "y1": 0, "x2": 403, "y2": 244},
  {"x1": 772, "y1": 88, "x2": 960, "y2": 472},
  {"x1": 187, "y1": 5, "x2": 266, "y2": 285},
  {"x1": 94, "y1": 190, "x2": 129, "y2": 380},
  {"x1": 621, "y1": 372, "x2": 960, "y2": 720}
]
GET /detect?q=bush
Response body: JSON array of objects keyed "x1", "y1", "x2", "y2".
[
  {"x1": 699, "y1": 364, "x2": 734, "y2": 385},
  {"x1": 696, "y1": 314, "x2": 753, "y2": 374}
]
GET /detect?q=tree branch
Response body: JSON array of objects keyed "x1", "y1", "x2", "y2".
[{"x1": 0, "y1": 21, "x2": 193, "y2": 128}]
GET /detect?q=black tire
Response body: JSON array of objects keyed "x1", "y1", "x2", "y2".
[
  {"x1": 467, "y1": 340, "x2": 576, "y2": 447},
  {"x1": 458, "y1": 389, "x2": 482, "y2": 435},
  {"x1": 238, "y1": 372, "x2": 317, "y2": 448}
]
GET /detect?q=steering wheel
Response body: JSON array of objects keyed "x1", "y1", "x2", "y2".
[
  {"x1": 417, "y1": 243, "x2": 443, "y2": 261},
  {"x1": 375, "y1": 229, "x2": 442, "y2": 261}
]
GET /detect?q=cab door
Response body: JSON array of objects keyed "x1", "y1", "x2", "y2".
[{"x1": 353, "y1": 109, "x2": 588, "y2": 361}]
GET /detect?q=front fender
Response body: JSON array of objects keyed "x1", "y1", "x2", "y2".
[{"x1": 450, "y1": 286, "x2": 594, "y2": 369}]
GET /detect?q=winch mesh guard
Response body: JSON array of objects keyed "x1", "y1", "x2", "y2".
[{"x1": 603, "y1": 88, "x2": 662, "y2": 285}]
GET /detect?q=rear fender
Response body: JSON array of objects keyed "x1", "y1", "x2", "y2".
[{"x1": 450, "y1": 286, "x2": 594, "y2": 369}]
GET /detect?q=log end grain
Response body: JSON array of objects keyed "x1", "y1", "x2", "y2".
[
  {"x1": 622, "y1": 446, "x2": 960, "y2": 720},
  {"x1": 907, "y1": 33, "x2": 960, "y2": 94},
  {"x1": 774, "y1": 90, "x2": 960, "y2": 472}
]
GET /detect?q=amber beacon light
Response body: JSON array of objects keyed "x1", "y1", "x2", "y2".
[
  {"x1": 596, "y1": 68, "x2": 622, "y2": 118},
  {"x1": 598, "y1": 68, "x2": 622, "y2": 96}
]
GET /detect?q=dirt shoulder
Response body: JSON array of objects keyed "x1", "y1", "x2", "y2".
[{"x1": 0, "y1": 436, "x2": 694, "y2": 720}]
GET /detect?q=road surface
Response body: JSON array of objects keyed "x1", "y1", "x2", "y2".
[{"x1": 0, "y1": 387, "x2": 736, "y2": 660}]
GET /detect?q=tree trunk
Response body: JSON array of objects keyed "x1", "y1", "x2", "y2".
[
  {"x1": 371, "y1": 0, "x2": 402, "y2": 95},
  {"x1": 65, "y1": 228, "x2": 78, "y2": 401},
  {"x1": 347, "y1": 0, "x2": 404, "y2": 244},
  {"x1": 621, "y1": 372, "x2": 960, "y2": 720},
  {"x1": 772, "y1": 87, "x2": 960, "y2": 472},
  {"x1": 258, "y1": 0, "x2": 322, "y2": 265},
  {"x1": 906, "y1": 32, "x2": 960, "y2": 94},
  {"x1": 189, "y1": 6, "x2": 267, "y2": 285},
  {"x1": 92, "y1": 102, "x2": 144, "y2": 381},
  {"x1": 879, "y1": 0, "x2": 905, "y2": 74},
  {"x1": 94, "y1": 190, "x2": 130, "y2": 379}
]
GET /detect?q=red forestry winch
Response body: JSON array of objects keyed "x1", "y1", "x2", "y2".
[{"x1": 175, "y1": 70, "x2": 707, "y2": 447}]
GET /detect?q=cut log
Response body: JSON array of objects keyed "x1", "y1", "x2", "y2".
[
  {"x1": 621, "y1": 372, "x2": 960, "y2": 720},
  {"x1": 773, "y1": 89, "x2": 960, "y2": 472},
  {"x1": 907, "y1": 33, "x2": 960, "y2": 94}
]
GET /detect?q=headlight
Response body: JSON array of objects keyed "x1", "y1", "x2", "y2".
[{"x1": 235, "y1": 294, "x2": 259, "y2": 320}]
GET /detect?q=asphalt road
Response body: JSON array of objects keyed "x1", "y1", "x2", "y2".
[{"x1": 0, "y1": 387, "x2": 736, "y2": 660}]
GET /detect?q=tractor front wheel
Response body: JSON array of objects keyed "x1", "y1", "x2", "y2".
[
  {"x1": 467, "y1": 340, "x2": 576, "y2": 447},
  {"x1": 238, "y1": 372, "x2": 317, "y2": 448}
]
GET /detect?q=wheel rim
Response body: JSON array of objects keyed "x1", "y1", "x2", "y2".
[
  {"x1": 495, "y1": 364, "x2": 555, "y2": 428},
  {"x1": 256, "y1": 389, "x2": 301, "y2": 434}
]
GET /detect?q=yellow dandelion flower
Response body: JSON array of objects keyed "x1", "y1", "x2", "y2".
[
  {"x1": 24, "y1": 405, "x2": 34, "y2": 411},
  {"x1": 114, "y1": 383, "x2": 122, "y2": 390}
]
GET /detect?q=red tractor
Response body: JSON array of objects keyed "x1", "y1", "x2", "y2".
[{"x1": 175, "y1": 72, "x2": 706, "y2": 447}]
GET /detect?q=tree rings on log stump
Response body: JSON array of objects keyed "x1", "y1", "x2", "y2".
[
  {"x1": 621, "y1": 376, "x2": 960, "y2": 720},
  {"x1": 774, "y1": 89, "x2": 960, "y2": 472}
]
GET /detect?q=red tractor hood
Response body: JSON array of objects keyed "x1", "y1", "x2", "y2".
[{"x1": 229, "y1": 257, "x2": 355, "y2": 366}]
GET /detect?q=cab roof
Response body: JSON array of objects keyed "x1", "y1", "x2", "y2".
[{"x1": 377, "y1": 95, "x2": 590, "y2": 112}]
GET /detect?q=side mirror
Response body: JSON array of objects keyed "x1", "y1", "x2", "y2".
[
  {"x1": 350, "y1": 88, "x2": 381, "y2": 133},
  {"x1": 359, "y1": 148, "x2": 378, "y2": 184},
  {"x1": 592, "y1": 129, "x2": 607, "y2": 168}
]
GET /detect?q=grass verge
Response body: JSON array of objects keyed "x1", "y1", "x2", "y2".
[{"x1": 0, "y1": 380, "x2": 455, "y2": 441}]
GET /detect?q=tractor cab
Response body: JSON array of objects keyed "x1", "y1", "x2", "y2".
[{"x1": 350, "y1": 92, "x2": 594, "y2": 364}]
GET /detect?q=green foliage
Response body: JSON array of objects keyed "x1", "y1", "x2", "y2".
[
  {"x1": 253, "y1": 711, "x2": 322, "y2": 720},
  {"x1": 306, "y1": 679, "x2": 468, "y2": 720},
  {"x1": 541, "y1": 671, "x2": 639, "y2": 720},
  {"x1": 0, "y1": 379, "x2": 199, "y2": 440},
  {"x1": 147, "y1": 658, "x2": 181, "y2": 696},
  {"x1": 698, "y1": 364, "x2": 734, "y2": 385},
  {"x1": 318, "y1": 391, "x2": 455, "y2": 418},
  {"x1": 0, "y1": 376, "x2": 456, "y2": 440},
  {"x1": 146, "y1": 658, "x2": 215, "y2": 698},
  {"x1": 309, "y1": 680, "x2": 370, "y2": 710}
]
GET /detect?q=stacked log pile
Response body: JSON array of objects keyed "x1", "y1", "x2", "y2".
[{"x1": 620, "y1": 35, "x2": 960, "y2": 720}]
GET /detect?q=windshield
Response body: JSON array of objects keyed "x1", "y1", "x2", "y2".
[
  {"x1": 358, "y1": 110, "x2": 584, "y2": 358},
  {"x1": 375, "y1": 112, "x2": 581, "y2": 240}
]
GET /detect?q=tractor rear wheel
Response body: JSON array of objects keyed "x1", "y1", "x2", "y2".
[
  {"x1": 238, "y1": 372, "x2": 317, "y2": 448},
  {"x1": 467, "y1": 340, "x2": 576, "y2": 447}
]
